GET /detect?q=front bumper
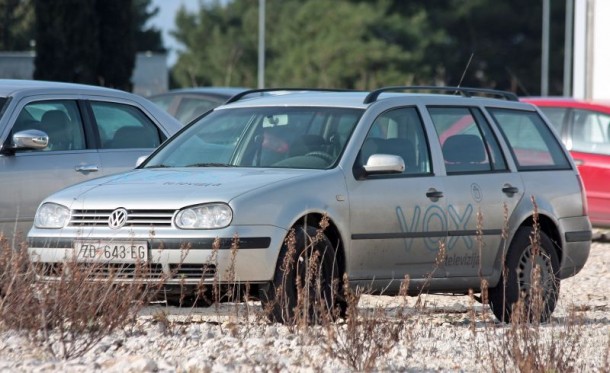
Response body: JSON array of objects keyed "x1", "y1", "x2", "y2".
[{"x1": 27, "y1": 225, "x2": 287, "y2": 285}]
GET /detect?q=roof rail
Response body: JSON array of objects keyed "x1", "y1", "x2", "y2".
[
  {"x1": 225, "y1": 88, "x2": 355, "y2": 104},
  {"x1": 363, "y1": 86, "x2": 519, "y2": 104}
]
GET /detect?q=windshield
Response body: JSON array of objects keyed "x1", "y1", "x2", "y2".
[{"x1": 144, "y1": 106, "x2": 363, "y2": 169}]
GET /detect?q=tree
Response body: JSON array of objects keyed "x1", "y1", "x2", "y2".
[
  {"x1": 96, "y1": 0, "x2": 136, "y2": 90},
  {"x1": 134, "y1": 0, "x2": 164, "y2": 52},
  {"x1": 33, "y1": 0, "x2": 99, "y2": 84},
  {"x1": 171, "y1": 0, "x2": 426, "y2": 89},
  {"x1": 386, "y1": 0, "x2": 567, "y2": 95},
  {"x1": 171, "y1": 0, "x2": 260, "y2": 87},
  {"x1": 0, "y1": 0, "x2": 34, "y2": 51},
  {"x1": 33, "y1": 0, "x2": 163, "y2": 91},
  {"x1": 170, "y1": 0, "x2": 567, "y2": 95}
]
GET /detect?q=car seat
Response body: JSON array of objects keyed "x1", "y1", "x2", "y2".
[
  {"x1": 442, "y1": 134, "x2": 488, "y2": 173},
  {"x1": 40, "y1": 110, "x2": 72, "y2": 150}
]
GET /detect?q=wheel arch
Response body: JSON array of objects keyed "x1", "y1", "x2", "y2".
[
  {"x1": 293, "y1": 213, "x2": 347, "y2": 279},
  {"x1": 515, "y1": 212, "x2": 563, "y2": 262}
]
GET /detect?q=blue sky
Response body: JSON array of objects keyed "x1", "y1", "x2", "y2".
[{"x1": 149, "y1": 0, "x2": 202, "y2": 66}]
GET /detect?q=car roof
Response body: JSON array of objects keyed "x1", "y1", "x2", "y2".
[
  {"x1": 0, "y1": 79, "x2": 134, "y2": 98},
  {"x1": 218, "y1": 89, "x2": 527, "y2": 110}
]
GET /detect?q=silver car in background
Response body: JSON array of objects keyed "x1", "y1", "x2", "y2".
[
  {"x1": 0, "y1": 79, "x2": 182, "y2": 238},
  {"x1": 28, "y1": 87, "x2": 591, "y2": 323},
  {"x1": 148, "y1": 87, "x2": 247, "y2": 124}
]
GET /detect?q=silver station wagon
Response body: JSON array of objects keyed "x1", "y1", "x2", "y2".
[{"x1": 27, "y1": 87, "x2": 592, "y2": 323}]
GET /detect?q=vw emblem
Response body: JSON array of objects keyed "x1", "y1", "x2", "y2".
[{"x1": 108, "y1": 208, "x2": 128, "y2": 229}]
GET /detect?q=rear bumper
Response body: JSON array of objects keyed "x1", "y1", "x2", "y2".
[{"x1": 559, "y1": 216, "x2": 592, "y2": 279}]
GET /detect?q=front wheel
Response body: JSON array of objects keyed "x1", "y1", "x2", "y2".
[
  {"x1": 261, "y1": 225, "x2": 342, "y2": 325},
  {"x1": 488, "y1": 227, "x2": 560, "y2": 323}
]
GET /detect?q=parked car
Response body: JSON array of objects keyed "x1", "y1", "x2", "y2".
[
  {"x1": 28, "y1": 87, "x2": 591, "y2": 323},
  {"x1": 148, "y1": 87, "x2": 247, "y2": 124},
  {"x1": 522, "y1": 98, "x2": 610, "y2": 228},
  {"x1": 0, "y1": 79, "x2": 182, "y2": 238}
]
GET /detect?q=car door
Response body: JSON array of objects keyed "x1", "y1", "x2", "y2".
[
  {"x1": 87, "y1": 100, "x2": 167, "y2": 176},
  {"x1": 347, "y1": 106, "x2": 448, "y2": 281},
  {"x1": 427, "y1": 106, "x2": 524, "y2": 277},
  {"x1": 0, "y1": 98, "x2": 100, "y2": 237}
]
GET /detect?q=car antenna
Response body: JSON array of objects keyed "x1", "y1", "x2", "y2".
[{"x1": 455, "y1": 52, "x2": 475, "y2": 92}]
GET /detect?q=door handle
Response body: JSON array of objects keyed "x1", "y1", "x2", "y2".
[
  {"x1": 75, "y1": 164, "x2": 99, "y2": 173},
  {"x1": 573, "y1": 158, "x2": 584, "y2": 166},
  {"x1": 426, "y1": 189, "x2": 444, "y2": 200},
  {"x1": 502, "y1": 185, "x2": 519, "y2": 196}
]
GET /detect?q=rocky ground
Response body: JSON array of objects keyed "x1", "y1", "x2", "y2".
[{"x1": 1, "y1": 242, "x2": 608, "y2": 372}]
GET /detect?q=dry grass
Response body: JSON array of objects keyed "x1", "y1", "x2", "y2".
[
  {"x1": 0, "y1": 234, "x2": 154, "y2": 359},
  {"x1": 0, "y1": 201, "x2": 606, "y2": 371}
]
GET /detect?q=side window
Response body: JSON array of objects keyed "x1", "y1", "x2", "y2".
[
  {"x1": 12, "y1": 100, "x2": 86, "y2": 151},
  {"x1": 570, "y1": 109, "x2": 610, "y2": 155},
  {"x1": 428, "y1": 107, "x2": 506, "y2": 174},
  {"x1": 488, "y1": 108, "x2": 571, "y2": 170},
  {"x1": 358, "y1": 107, "x2": 430, "y2": 175},
  {"x1": 91, "y1": 102, "x2": 162, "y2": 149}
]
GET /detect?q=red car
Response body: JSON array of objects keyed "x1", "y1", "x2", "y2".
[{"x1": 523, "y1": 98, "x2": 610, "y2": 228}]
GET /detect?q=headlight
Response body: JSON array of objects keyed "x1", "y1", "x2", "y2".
[
  {"x1": 34, "y1": 203, "x2": 70, "y2": 228},
  {"x1": 175, "y1": 203, "x2": 233, "y2": 229}
]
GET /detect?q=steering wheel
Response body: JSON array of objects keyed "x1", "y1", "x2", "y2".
[{"x1": 305, "y1": 151, "x2": 334, "y2": 163}]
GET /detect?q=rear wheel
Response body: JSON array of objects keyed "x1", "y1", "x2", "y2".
[
  {"x1": 488, "y1": 227, "x2": 560, "y2": 323},
  {"x1": 261, "y1": 225, "x2": 342, "y2": 324}
]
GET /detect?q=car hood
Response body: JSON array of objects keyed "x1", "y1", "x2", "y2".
[{"x1": 49, "y1": 168, "x2": 312, "y2": 210}]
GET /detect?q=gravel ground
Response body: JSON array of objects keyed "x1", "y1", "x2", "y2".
[{"x1": 1, "y1": 242, "x2": 608, "y2": 372}]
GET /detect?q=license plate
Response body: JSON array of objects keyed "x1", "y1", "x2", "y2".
[{"x1": 75, "y1": 241, "x2": 148, "y2": 263}]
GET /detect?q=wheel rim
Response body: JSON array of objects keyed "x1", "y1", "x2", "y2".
[{"x1": 517, "y1": 244, "x2": 556, "y2": 299}]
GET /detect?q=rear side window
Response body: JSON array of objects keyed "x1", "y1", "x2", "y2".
[
  {"x1": 489, "y1": 108, "x2": 571, "y2": 170},
  {"x1": 428, "y1": 106, "x2": 507, "y2": 174},
  {"x1": 91, "y1": 101, "x2": 163, "y2": 149}
]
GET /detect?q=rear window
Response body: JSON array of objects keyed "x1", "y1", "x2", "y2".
[{"x1": 488, "y1": 108, "x2": 571, "y2": 170}]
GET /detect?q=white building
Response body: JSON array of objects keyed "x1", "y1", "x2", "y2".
[{"x1": 574, "y1": 0, "x2": 610, "y2": 100}]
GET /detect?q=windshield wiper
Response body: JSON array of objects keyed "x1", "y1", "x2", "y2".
[
  {"x1": 185, "y1": 163, "x2": 232, "y2": 167},
  {"x1": 144, "y1": 164, "x2": 172, "y2": 168}
]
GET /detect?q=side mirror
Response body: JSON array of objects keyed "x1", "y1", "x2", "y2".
[
  {"x1": 363, "y1": 154, "x2": 405, "y2": 174},
  {"x1": 135, "y1": 155, "x2": 149, "y2": 167},
  {"x1": 12, "y1": 130, "x2": 49, "y2": 150}
]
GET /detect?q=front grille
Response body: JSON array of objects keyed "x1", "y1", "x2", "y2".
[
  {"x1": 35, "y1": 262, "x2": 217, "y2": 281},
  {"x1": 169, "y1": 264, "x2": 217, "y2": 279},
  {"x1": 69, "y1": 209, "x2": 175, "y2": 227}
]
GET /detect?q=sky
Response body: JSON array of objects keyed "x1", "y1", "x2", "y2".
[{"x1": 149, "y1": 0, "x2": 202, "y2": 66}]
